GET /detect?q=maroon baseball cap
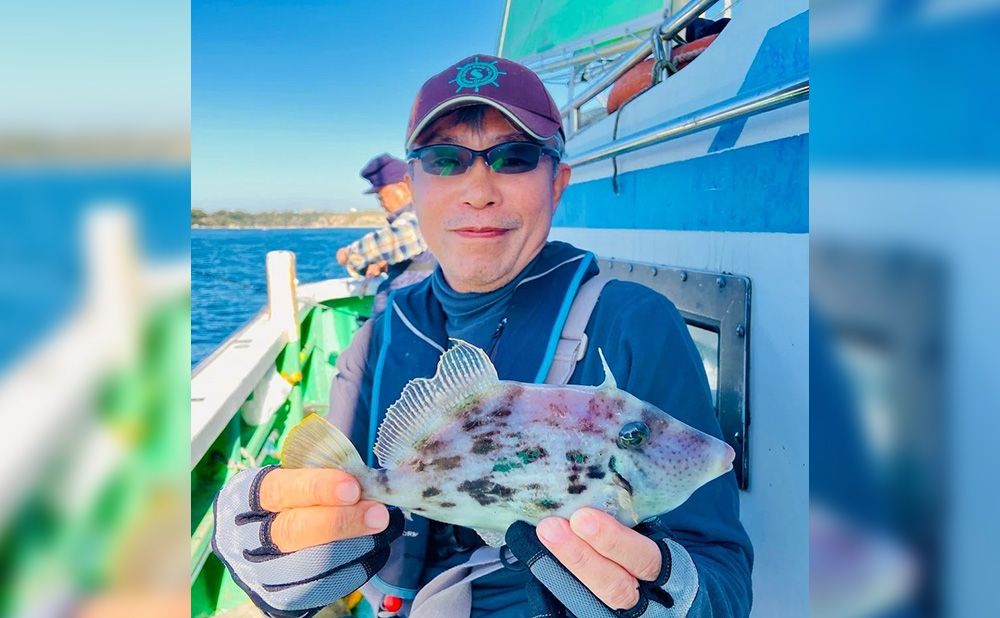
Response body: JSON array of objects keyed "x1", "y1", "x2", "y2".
[{"x1": 405, "y1": 54, "x2": 563, "y2": 150}]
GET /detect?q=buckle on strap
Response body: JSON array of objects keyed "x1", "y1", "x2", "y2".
[{"x1": 499, "y1": 545, "x2": 526, "y2": 572}]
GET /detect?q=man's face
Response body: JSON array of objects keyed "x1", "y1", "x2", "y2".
[
  {"x1": 406, "y1": 107, "x2": 571, "y2": 293},
  {"x1": 375, "y1": 182, "x2": 411, "y2": 213}
]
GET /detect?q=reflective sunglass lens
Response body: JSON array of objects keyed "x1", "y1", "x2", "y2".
[
  {"x1": 411, "y1": 142, "x2": 555, "y2": 176},
  {"x1": 420, "y1": 146, "x2": 470, "y2": 176},
  {"x1": 488, "y1": 143, "x2": 541, "y2": 174}
]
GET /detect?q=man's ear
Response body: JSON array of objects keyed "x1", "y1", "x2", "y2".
[
  {"x1": 398, "y1": 180, "x2": 414, "y2": 205},
  {"x1": 551, "y1": 163, "x2": 572, "y2": 212},
  {"x1": 404, "y1": 171, "x2": 414, "y2": 202}
]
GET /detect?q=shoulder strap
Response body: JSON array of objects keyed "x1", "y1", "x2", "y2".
[{"x1": 544, "y1": 274, "x2": 613, "y2": 386}]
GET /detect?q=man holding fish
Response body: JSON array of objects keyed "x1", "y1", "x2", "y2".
[{"x1": 213, "y1": 55, "x2": 753, "y2": 617}]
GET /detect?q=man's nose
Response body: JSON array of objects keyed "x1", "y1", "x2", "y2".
[{"x1": 461, "y1": 157, "x2": 500, "y2": 210}]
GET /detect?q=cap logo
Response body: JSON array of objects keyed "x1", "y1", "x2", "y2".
[{"x1": 449, "y1": 56, "x2": 506, "y2": 93}]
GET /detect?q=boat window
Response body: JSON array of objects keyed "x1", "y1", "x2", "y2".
[
  {"x1": 687, "y1": 324, "x2": 720, "y2": 409},
  {"x1": 599, "y1": 258, "x2": 751, "y2": 490}
]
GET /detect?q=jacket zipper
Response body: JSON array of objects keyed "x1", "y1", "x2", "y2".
[{"x1": 486, "y1": 316, "x2": 508, "y2": 359}]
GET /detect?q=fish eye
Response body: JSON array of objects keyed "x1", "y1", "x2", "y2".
[{"x1": 617, "y1": 421, "x2": 650, "y2": 449}]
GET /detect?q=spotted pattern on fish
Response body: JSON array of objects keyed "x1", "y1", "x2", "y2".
[
  {"x1": 375, "y1": 469, "x2": 392, "y2": 494},
  {"x1": 421, "y1": 438, "x2": 446, "y2": 454},
  {"x1": 416, "y1": 455, "x2": 463, "y2": 472},
  {"x1": 515, "y1": 447, "x2": 547, "y2": 464},
  {"x1": 282, "y1": 340, "x2": 736, "y2": 545},
  {"x1": 548, "y1": 401, "x2": 569, "y2": 416},
  {"x1": 490, "y1": 407, "x2": 513, "y2": 419},
  {"x1": 536, "y1": 498, "x2": 562, "y2": 510},
  {"x1": 471, "y1": 436, "x2": 498, "y2": 454},
  {"x1": 501, "y1": 385, "x2": 524, "y2": 408},
  {"x1": 458, "y1": 478, "x2": 515, "y2": 506},
  {"x1": 463, "y1": 417, "x2": 488, "y2": 432},
  {"x1": 492, "y1": 458, "x2": 523, "y2": 473},
  {"x1": 588, "y1": 396, "x2": 624, "y2": 420}
]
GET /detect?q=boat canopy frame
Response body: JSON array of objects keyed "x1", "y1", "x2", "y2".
[
  {"x1": 599, "y1": 257, "x2": 751, "y2": 490},
  {"x1": 554, "y1": 0, "x2": 725, "y2": 136}
]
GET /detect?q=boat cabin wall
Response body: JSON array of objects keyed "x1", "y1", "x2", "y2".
[{"x1": 551, "y1": 1, "x2": 809, "y2": 615}]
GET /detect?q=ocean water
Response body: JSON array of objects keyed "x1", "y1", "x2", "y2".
[
  {"x1": 191, "y1": 227, "x2": 372, "y2": 366},
  {"x1": 0, "y1": 166, "x2": 190, "y2": 370}
]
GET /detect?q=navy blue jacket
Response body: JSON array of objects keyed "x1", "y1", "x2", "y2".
[{"x1": 327, "y1": 241, "x2": 753, "y2": 616}]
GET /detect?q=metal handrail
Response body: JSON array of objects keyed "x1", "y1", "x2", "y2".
[
  {"x1": 561, "y1": 0, "x2": 722, "y2": 132},
  {"x1": 565, "y1": 76, "x2": 809, "y2": 168},
  {"x1": 526, "y1": 34, "x2": 650, "y2": 76}
]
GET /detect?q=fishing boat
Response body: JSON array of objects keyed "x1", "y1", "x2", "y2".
[{"x1": 191, "y1": 0, "x2": 809, "y2": 615}]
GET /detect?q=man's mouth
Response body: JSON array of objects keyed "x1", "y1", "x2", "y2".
[{"x1": 452, "y1": 227, "x2": 511, "y2": 238}]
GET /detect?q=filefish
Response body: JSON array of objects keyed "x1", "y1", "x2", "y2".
[{"x1": 281, "y1": 340, "x2": 735, "y2": 547}]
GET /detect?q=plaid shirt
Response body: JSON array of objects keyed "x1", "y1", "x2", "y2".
[{"x1": 342, "y1": 204, "x2": 428, "y2": 278}]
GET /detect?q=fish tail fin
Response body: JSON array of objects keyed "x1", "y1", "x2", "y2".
[{"x1": 281, "y1": 413, "x2": 368, "y2": 477}]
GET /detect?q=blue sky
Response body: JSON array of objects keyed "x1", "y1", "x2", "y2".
[
  {"x1": 193, "y1": 0, "x2": 506, "y2": 212},
  {"x1": 2, "y1": 0, "x2": 189, "y2": 133}
]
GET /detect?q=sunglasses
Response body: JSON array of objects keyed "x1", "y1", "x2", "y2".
[{"x1": 406, "y1": 142, "x2": 561, "y2": 176}]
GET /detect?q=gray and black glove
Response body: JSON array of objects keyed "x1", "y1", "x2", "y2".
[
  {"x1": 212, "y1": 466, "x2": 403, "y2": 617},
  {"x1": 505, "y1": 520, "x2": 697, "y2": 618}
]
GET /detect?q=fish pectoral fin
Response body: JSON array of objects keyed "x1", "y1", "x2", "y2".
[
  {"x1": 601, "y1": 483, "x2": 639, "y2": 526},
  {"x1": 374, "y1": 339, "x2": 500, "y2": 469},
  {"x1": 618, "y1": 489, "x2": 639, "y2": 525},
  {"x1": 474, "y1": 528, "x2": 506, "y2": 548}
]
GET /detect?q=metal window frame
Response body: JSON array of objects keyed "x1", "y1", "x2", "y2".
[{"x1": 599, "y1": 257, "x2": 751, "y2": 489}]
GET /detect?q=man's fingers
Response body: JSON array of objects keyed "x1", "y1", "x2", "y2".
[
  {"x1": 258, "y1": 468, "x2": 361, "y2": 512},
  {"x1": 537, "y1": 517, "x2": 640, "y2": 611},
  {"x1": 569, "y1": 508, "x2": 663, "y2": 581},
  {"x1": 270, "y1": 501, "x2": 390, "y2": 553}
]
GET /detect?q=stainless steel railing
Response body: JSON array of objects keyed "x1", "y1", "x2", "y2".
[
  {"x1": 565, "y1": 76, "x2": 809, "y2": 167},
  {"x1": 561, "y1": 0, "x2": 723, "y2": 133}
]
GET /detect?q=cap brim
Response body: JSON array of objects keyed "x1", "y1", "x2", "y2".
[
  {"x1": 363, "y1": 186, "x2": 379, "y2": 194},
  {"x1": 406, "y1": 96, "x2": 562, "y2": 149}
]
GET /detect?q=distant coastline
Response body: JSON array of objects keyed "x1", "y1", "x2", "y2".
[{"x1": 192, "y1": 208, "x2": 385, "y2": 229}]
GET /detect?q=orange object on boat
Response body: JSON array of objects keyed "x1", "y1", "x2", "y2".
[
  {"x1": 606, "y1": 58, "x2": 656, "y2": 113},
  {"x1": 671, "y1": 33, "x2": 719, "y2": 70},
  {"x1": 605, "y1": 34, "x2": 720, "y2": 113}
]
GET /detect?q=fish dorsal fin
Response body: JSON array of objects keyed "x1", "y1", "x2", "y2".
[
  {"x1": 597, "y1": 348, "x2": 617, "y2": 390},
  {"x1": 374, "y1": 339, "x2": 500, "y2": 469}
]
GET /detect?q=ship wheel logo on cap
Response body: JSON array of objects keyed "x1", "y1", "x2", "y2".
[{"x1": 449, "y1": 57, "x2": 507, "y2": 93}]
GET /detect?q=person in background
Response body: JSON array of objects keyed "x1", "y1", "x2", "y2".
[{"x1": 336, "y1": 153, "x2": 436, "y2": 315}]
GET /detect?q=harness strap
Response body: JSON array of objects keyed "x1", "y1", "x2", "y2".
[
  {"x1": 544, "y1": 274, "x2": 612, "y2": 386},
  {"x1": 408, "y1": 547, "x2": 504, "y2": 618},
  {"x1": 400, "y1": 274, "x2": 615, "y2": 617}
]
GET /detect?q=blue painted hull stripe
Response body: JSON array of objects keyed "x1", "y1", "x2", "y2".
[
  {"x1": 710, "y1": 10, "x2": 809, "y2": 152},
  {"x1": 555, "y1": 134, "x2": 808, "y2": 233}
]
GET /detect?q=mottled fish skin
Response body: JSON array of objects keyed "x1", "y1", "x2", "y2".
[
  {"x1": 363, "y1": 381, "x2": 733, "y2": 534},
  {"x1": 281, "y1": 340, "x2": 735, "y2": 542}
]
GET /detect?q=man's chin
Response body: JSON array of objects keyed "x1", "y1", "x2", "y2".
[{"x1": 442, "y1": 262, "x2": 515, "y2": 293}]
